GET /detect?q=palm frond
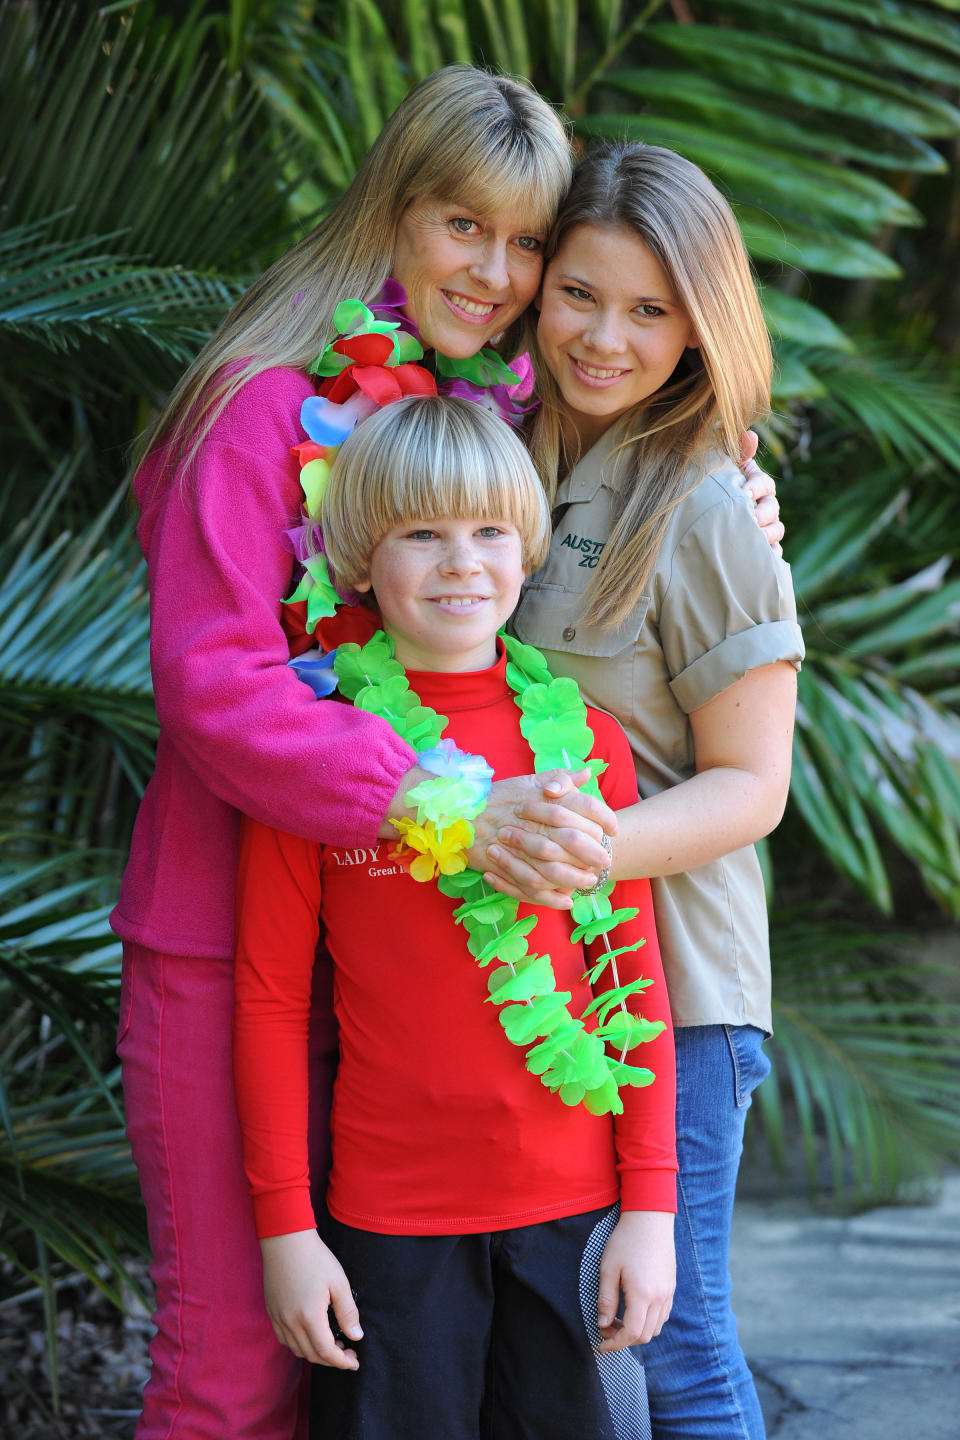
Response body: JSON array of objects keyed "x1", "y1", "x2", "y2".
[
  {"x1": 0, "y1": 471, "x2": 154, "y2": 861},
  {"x1": 801, "y1": 347, "x2": 960, "y2": 477},
  {"x1": 0, "y1": 4, "x2": 300, "y2": 270},
  {"x1": 0, "y1": 218, "x2": 241, "y2": 366},
  {"x1": 785, "y1": 458, "x2": 960, "y2": 915},
  {"x1": 0, "y1": 497, "x2": 153, "y2": 747},
  {"x1": 756, "y1": 914, "x2": 960, "y2": 1205},
  {"x1": 0, "y1": 859, "x2": 146, "y2": 1303}
]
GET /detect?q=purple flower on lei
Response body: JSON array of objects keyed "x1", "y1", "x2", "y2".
[
  {"x1": 369, "y1": 278, "x2": 421, "y2": 342},
  {"x1": 282, "y1": 522, "x2": 360, "y2": 605},
  {"x1": 369, "y1": 280, "x2": 539, "y2": 427},
  {"x1": 440, "y1": 353, "x2": 537, "y2": 428}
]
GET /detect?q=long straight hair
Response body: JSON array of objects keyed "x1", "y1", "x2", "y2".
[
  {"x1": 143, "y1": 66, "x2": 571, "y2": 478},
  {"x1": 526, "y1": 141, "x2": 772, "y2": 627}
]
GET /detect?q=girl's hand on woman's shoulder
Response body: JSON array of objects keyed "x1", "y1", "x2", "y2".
[{"x1": 739, "y1": 430, "x2": 785, "y2": 556}]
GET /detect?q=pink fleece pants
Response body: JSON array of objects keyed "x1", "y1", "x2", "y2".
[{"x1": 118, "y1": 942, "x2": 336, "y2": 1439}]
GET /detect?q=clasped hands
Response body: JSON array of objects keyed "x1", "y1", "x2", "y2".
[
  {"x1": 384, "y1": 764, "x2": 614, "y2": 908},
  {"x1": 472, "y1": 768, "x2": 614, "y2": 908}
]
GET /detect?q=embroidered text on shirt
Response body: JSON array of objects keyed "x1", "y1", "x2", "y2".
[{"x1": 560, "y1": 533, "x2": 606, "y2": 568}]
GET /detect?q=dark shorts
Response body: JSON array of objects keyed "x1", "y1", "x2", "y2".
[{"x1": 311, "y1": 1204, "x2": 651, "y2": 1440}]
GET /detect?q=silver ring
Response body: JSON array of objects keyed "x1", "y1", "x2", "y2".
[{"x1": 571, "y1": 833, "x2": 612, "y2": 899}]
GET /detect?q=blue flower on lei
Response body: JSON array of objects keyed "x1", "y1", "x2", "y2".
[
  {"x1": 287, "y1": 648, "x2": 339, "y2": 698},
  {"x1": 418, "y1": 738, "x2": 494, "y2": 793}
]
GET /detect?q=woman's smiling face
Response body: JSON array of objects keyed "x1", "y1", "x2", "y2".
[
  {"x1": 536, "y1": 223, "x2": 699, "y2": 450},
  {"x1": 392, "y1": 197, "x2": 547, "y2": 358}
]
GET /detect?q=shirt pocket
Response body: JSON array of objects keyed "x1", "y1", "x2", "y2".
[
  {"x1": 513, "y1": 583, "x2": 651, "y2": 733},
  {"x1": 514, "y1": 582, "x2": 650, "y2": 660}
]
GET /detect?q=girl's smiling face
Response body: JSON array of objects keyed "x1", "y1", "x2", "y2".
[
  {"x1": 355, "y1": 515, "x2": 526, "y2": 673},
  {"x1": 536, "y1": 223, "x2": 699, "y2": 450},
  {"x1": 392, "y1": 197, "x2": 546, "y2": 358}
]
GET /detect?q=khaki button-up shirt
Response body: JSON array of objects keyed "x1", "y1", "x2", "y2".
[{"x1": 513, "y1": 426, "x2": 804, "y2": 1032}]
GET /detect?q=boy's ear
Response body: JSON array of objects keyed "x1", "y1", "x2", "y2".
[{"x1": 354, "y1": 575, "x2": 372, "y2": 594}]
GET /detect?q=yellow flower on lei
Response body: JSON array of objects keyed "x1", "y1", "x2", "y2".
[{"x1": 392, "y1": 816, "x2": 475, "y2": 882}]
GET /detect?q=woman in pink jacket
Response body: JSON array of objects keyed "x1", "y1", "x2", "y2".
[{"x1": 109, "y1": 66, "x2": 629, "y2": 1440}]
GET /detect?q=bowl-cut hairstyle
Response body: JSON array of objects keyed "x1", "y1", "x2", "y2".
[{"x1": 321, "y1": 397, "x2": 552, "y2": 590}]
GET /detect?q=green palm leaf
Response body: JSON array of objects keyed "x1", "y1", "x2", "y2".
[
  {"x1": 0, "y1": 859, "x2": 146, "y2": 1307},
  {"x1": 644, "y1": 24, "x2": 960, "y2": 137},
  {"x1": 0, "y1": 219, "x2": 241, "y2": 364},
  {"x1": 758, "y1": 917, "x2": 960, "y2": 1203},
  {"x1": 0, "y1": 5, "x2": 299, "y2": 269}
]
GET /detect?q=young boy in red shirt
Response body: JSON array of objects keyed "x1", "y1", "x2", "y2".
[{"x1": 233, "y1": 396, "x2": 676, "y2": 1440}]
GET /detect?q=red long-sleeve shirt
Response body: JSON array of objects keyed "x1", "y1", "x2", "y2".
[{"x1": 234, "y1": 650, "x2": 676, "y2": 1237}]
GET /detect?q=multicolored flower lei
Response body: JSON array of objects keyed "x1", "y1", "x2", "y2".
[
  {"x1": 282, "y1": 287, "x2": 661, "y2": 1114},
  {"x1": 282, "y1": 284, "x2": 537, "y2": 635},
  {"x1": 330, "y1": 628, "x2": 664, "y2": 1117}
]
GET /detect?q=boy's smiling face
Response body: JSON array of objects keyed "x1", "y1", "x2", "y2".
[{"x1": 355, "y1": 516, "x2": 525, "y2": 673}]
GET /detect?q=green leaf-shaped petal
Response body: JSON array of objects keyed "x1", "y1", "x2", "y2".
[
  {"x1": 476, "y1": 914, "x2": 538, "y2": 966},
  {"x1": 435, "y1": 346, "x2": 519, "y2": 387},
  {"x1": 596, "y1": 1013, "x2": 666, "y2": 1049},
  {"x1": 571, "y1": 906, "x2": 640, "y2": 945},
  {"x1": 487, "y1": 953, "x2": 557, "y2": 1005},
  {"x1": 499, "y1": 993, "x2": 573, "y2": 1046},
  {"x1": 606, "y1": 1059, "x2": 656, "y2": 1090},
  {"x1": 333, "y1": 298, "x2": 373, "y2": 333},
  {"x1": 570, "y1": 887, "x2": 614, "y2": 926},
  {"x1": 502, "y1": 632, "x2": 554, "y2": 690}
]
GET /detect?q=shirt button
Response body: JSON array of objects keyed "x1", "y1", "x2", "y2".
[{"x1": 562, "y1": 626, "x2": 576, "y2": 641}]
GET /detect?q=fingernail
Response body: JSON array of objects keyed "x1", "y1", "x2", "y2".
[
  {"x1": 487, "y1": 845, "x2": 502, "y2": 862},
  {"x1": 346, "y1": 1326, "x2": 363, "y2": 1339},
  {"x1": 545, "y1": 781, "x2": 564, "y2": 795},
  {"x1": 598, "y1": 1313, "x2": 611, "y2": 1327}
]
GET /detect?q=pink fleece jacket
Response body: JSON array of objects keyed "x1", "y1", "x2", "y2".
[{"x1": 110, "y1": 367, "x2": 416, "y2": 959}]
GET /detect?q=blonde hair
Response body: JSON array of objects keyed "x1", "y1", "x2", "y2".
[
  {"x1": 526, "y1": 141, "x2": 772, "y2": 627},
  {"x1": 321, "y1": 397, "x2": 551, "y2": 588},
  {"x1": 144, "y1": 66, "x2": 571, "y2": 477}
]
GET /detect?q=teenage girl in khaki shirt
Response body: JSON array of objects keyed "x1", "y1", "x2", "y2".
[{"x1": 497, "y1": 142, "x2": 803, "y2": 1440}]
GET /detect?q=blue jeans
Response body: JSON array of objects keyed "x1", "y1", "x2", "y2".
[{"x1": 642, "y1": 1024, "x2": 770, "y2": 1439}]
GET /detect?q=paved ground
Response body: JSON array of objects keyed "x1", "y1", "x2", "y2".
[
  {"x1": 730, "y1": 1172, "x2": 960, "y2": 1439},
  {"x1": 5, "y1": 1176, "x2": 958, "y2": 1436}
]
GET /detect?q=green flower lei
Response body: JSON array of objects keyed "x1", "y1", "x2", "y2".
[{"x1": 333, "y1": 628, "x2": 665, "y2": 1117}]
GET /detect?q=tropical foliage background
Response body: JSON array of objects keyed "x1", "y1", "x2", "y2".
[{"x1": 2, "y1": 0, "x2": 959, "y2": 1404}]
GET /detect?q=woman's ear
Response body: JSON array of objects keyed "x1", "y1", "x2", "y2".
[{"x1": 353, "y1": 574, "x2": 372, "y2": 595}]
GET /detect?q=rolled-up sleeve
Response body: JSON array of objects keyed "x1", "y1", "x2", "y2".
[{"x1": 661, "y1": 490, "x2": 804, "y2": 715}]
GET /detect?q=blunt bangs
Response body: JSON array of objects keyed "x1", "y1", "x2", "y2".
[
  {"x1": 321, "y1": 398, "x2": 551, "y2": 588},
  {"x1": 434, "y1": 139, "x2": 567, "y2": 237}
]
